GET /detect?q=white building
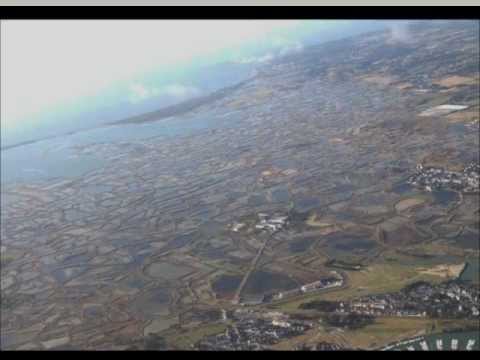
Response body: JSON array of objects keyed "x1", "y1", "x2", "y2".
[
  {"x1": 232, "y1": 223, "x2": 245, "y2": 232},
  {"x1": 466, "y1": 339, "x2": 476, "y2": 351},
  {"x1": 272, "y1": 320, "x2": 291, "y2": 328},
  {"x1": 436, "y1": 339, "x2": 443, "y2": 350},
  {"x1": 451, "y1": 339, "x2": 458, "y2": 350},
  {"x1": 420, "y1": 341, "x2": 429, "y2": 351}
]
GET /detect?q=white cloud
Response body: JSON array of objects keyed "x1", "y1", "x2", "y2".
[
  {"x1": 387, "y1": 22, "x2": 413, "y2": 44},
  {"x1": 128, "y1": 83, "x2": 200, "y2": 104},
  {"x1": 235, "y1": 39, "x2": 303, "y2": 64},
  {"x1": 278, "y1": 41, "x2": 304, "y2": 56},
  {"x1": 237, "y1": 52, "x2": 276, "y2": 64},
  {"x1": 128, "y1": 83, "x2": 159, "y2": 103},
  {"x1": 162, "y1": 84, "x2": 200, "y2": 98},
  {"x1": 1, "y1": 20, "x2": 302, "y2": 130}
]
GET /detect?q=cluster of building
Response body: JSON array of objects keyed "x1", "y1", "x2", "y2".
[
  {"x1": 268, "y1": 272, "x2": 344, "y2": 302},
  {"x1": 230, "y1": 213, "x2": 289, "y2": 234},
  {"x1": 331, "y1": 281, "x2": 479, "y2": 318},
  {"x1": 231, "y1": 222, "x2": 246, "y2": 232},
  {"x1": 195, "y1": 316, "x2": 313, "y2": 350},
  {"x1": 407, "y1": 162, "x2": 479, "y2": 193},
  {"x1": 465, "y1": 118, "x2": 479, "y2": 131},
  {"x1": 254, "y1": 213, "x2": 289, "y2": 233},
  {"x1": 295, "y1": 342, "x2": 346, "y2": 350},
  {"x1": 463, "y1": 162, "x2": 480, "y2": 190}
]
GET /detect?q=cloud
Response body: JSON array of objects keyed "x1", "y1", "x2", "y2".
[
  {"x1": 128, "y1": 83, "x2": 160, "y2": 103},
  {"x1": 236, "y1": 52, "x2": 275, "y2": 64},
  {"x1": 278, "y1": 41, "x2": 304, "y2": 56},
  {"x1": 235, "y1": 40, "x2": 304, "y2": 64},
  {"x1": 271, "y1": 36, "x2": 304, "y2": 55},
  {"x1": 2, "y1": 20, "x2": 302, "y2": 129},
  {"x1": 128, "y1": 83, "x2": 200, "y2": 104},
  {"x1": 387, "y1": 22, "x2": 413, "y2": 44},
  {"x1": 162, "y1": 84, "x2": 200, "y2": 98}
]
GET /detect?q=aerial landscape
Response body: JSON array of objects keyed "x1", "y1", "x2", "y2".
[{"x1": 1, "y1": 20, "x2": 479, "y2": 350}]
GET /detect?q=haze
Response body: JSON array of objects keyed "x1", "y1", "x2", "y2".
[{"x1": 1, "y1": 20, "x2": 388, "y2": 147}]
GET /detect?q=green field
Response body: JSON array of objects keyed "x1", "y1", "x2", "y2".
[{"x1": 165, "y1": 322, "x2": 228, "y2": 349}]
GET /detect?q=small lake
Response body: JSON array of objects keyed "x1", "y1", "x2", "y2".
[
  {"x1": 271, "y1": 187, "x2": 290, "y2": 203},
  {"x1": 459, "y1": 258, "x2": 480, "y2": 283},
  {"x1": 135, "y1": 288, "x2": 172, "y2": 316},
  {"x1": 323, "y1": 232, "x2": 377, "y2": 256},
  {"x1": 289, "y1": 236, "x2": 317, "y2": 253},
  {"x1": 453, "y1": 230, "x2": 479, "y2": 250},
  {"x1": 391, "y1": 183, "x2": 413, "y2": 195},
  {"x1": 243, "y1": 270, "x2": 298, "y2": 296},
  {"x1": 211, "y1": 274, "x2": 243, "y2": 298},
  {"x1": 294, "y1": 196, "x2": 321, "y2": 213},
  {"x1": 433, "y1": 189, "x2": 459, "y2": 206}
]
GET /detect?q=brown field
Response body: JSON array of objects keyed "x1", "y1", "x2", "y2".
[
  {"x1": 417, "y1": 263, "x2": 466, "y2": 278},
  {"x1": 433, "y1": 75, "x2": 478, "y2": 88},
  {"x1": 329, "y1": 137, "x2": 346, "y2": 144},
  {"x1": 446, "y1": 110, "x2": 479, "y2": 123},
  {"x1": 395, "y1": 82, "x2": 415, "y2": 90},
  {"x1": 360, "y1": 74, "x2": 398, "y2": 86},
  {"x1": 305, "y1": 213, "x2": 335, "y2": 228},
  {"x1": 420, "y1": 150, "x2": 462, "y2": 171},
  {"x1": 394, "y1": 197, "x2": 427, "y2": 212}
]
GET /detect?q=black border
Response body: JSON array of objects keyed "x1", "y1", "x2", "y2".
[
  {"x1": 1, "y1": 5, "x2": 479, "y2": 357},
  {"x1": 0, "y1": 6, "x2": 479, "y2": 20}
]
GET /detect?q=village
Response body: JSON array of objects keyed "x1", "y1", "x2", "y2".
[
  {"x1": 300, "y1": 280, "x2": 480, "y2": 319},
  {"x1": 195, "y1": 311, "x2": 313, "y2": 350},
  {"x1": 407, "y1": 162, "x2": 479, "y2": 194}
]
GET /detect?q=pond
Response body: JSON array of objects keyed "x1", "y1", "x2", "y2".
[
  {"x1": 243, "y1": 270, "x2": 298, "y2": 296},
  {"x1": 164, "y1": 233, "x2": 196, "y2": 251},
  {"x1": 333, "y1": 239, "x2": 376, "y2": 251},
  {"x1": 134, "y1": 288, "x2": 172, "y2": 316},
  {"x1": 453, "y1": 230, "x2": 479, "y2": 250},
  {"x1": 323, "y1": 232, "x2": 377, "y2": 255},
  {"x1": 458, "y1": 258, "x2": 480, "y2": 283},
  {"x1": 294, "y1": 196, "x2": 321, "y2": 213},
  {"x1": 271, "y1": 187, "x2": 290, "y2": 203},
  {"x1": 391, "y1": 183, "x2": 413, "y2": 195},
  {"x1": 247, "y1": 194, "x2": 268, "y2": 206},
  {"x1": 289, "y1": 236, "x2": 317, "y2": 253},
  {"x1": 433, "y1": 190, "x2": 459, "y2": 206},
  {"x1": 211, "y1": 274, "x2": 243, "y2": 298},
  {"x1": 146, "y1": 262, "x2": 193, "y2": 280}
]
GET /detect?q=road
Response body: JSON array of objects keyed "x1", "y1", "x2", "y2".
[{"x1": 231, "y1": 233, "x2": 274, "y2": 304}]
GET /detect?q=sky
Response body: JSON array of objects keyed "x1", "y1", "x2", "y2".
[
  {"x1": 1, "y1": 20, "x2": 392, "y2": 146},
  {"x1": 1, "y1": 20, "x2": 310, "y2": 131}
]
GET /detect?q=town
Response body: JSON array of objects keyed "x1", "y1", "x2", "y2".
[
  {"x1": 407, "y1": 162, "x2": 479, "y2": 194},
  {"x1": 195, "y1": 311, "x2": 313, "y2": 350},
  {"x1": 300, "y1": 280, "x2": 480, "y2": 319}
]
